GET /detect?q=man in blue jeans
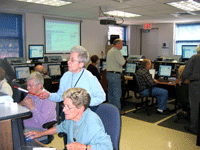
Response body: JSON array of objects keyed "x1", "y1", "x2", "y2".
[
  {"x1": 136, "y1": 59, "x2": 170, "y2": 115},
  {"x1": 106, "y1": 39, "x2": 126, "y2": 115}
]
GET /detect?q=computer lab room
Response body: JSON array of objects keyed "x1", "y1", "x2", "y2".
[{"x1": 0, "y1": 0, "x2": 200, "y2": 150}]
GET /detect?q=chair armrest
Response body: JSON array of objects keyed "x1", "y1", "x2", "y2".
[
  {"x1": 42, "y1": 121, "x2": 57, "y2": 129},
  {"x1": 58, "y1": 132, "x2": 67, "y2": 138}
]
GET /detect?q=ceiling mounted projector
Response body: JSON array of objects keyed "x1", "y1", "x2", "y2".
[
  {"x1": 100, "y1": 19, "x2": 116, "y2": 25},
  {"x1": 99, "y1": 17, "x2": 117, "y2": 25}
]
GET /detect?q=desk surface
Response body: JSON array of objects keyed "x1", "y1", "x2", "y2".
[
  {"x1": 124, "y1": 75, "x2": 176, "y2": 86},
  {"x1": 0, "y1": 103, "x2": 31, "y2": 121}
]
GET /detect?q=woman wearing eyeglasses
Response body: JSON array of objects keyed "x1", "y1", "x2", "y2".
[
  {"x1": 38, "y1": 46, "x2": 105, "y2": 112},
  {"x1": 26, "y1": 87, "x2": 113, "y2": 150}
]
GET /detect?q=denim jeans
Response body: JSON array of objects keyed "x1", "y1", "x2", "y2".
[
  {"x1": 139, "y1": 87, "x2": 168, "y2": 110},
  {"x1": 106, "y1": 72, "x2": 122, "y2": 110}
]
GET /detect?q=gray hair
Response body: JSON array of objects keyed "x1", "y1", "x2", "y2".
[
  {"x1": 62, "y1": 87, "x2": 90, "y2": 110},
  {"x1": 27, "y1": 72, "x2": 44, "y2": 88},
  {"x1": 196, "y1": 44, "x2": 200, "y2": 54},
  {"x1": 71, "y1": 46, "x2": 89, "y2": 66},
  {"x1": 141, "y1": 59, "x2": 151, "y2": 68}
]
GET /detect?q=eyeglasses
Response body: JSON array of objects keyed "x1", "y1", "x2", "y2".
[
  {"x1": 68, "y1": 58, "x2": 80, "y2": 63},
  {"x1": 62, "y1": 104, "x2": 76, "y2": 110}
]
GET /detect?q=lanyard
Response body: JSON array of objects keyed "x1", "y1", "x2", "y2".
[{"x1": 71, "y1": 69, "x2": 84, "y2": 88}]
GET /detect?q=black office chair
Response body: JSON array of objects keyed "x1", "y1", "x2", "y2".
[
  {"x1": 43, "y1": 76, "x2": 52, "y2": 92},
  {"x1": 10, "y1": 80, "x2": 27, "y2": 103},
  {"x1": 129, "y1": 73, "x2": 157, "y2": 116},
  {"x1": 174, "y1": 83, "x2": 190, "y2": 123}
]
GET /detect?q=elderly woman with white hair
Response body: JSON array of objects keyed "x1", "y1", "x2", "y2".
[
  {"x1": 38, "y1": 46, "x2": 105, "y2": 112},
  {"x1": 182, "y1": 44, "x2": 200, "y2": 134}
]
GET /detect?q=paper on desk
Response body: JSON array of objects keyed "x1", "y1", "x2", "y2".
[
  {"x1": 149, "y1": 69, "x2": 156, "y2": 79},
  {"x1": 0, "y1": 93, "x2": 14, "y2": 104},
  {"x1": 33, "y1": 148, "x2": 56, "y2": 150}
]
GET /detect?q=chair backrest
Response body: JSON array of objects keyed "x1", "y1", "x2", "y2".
[
  {"x1": 43, "y1": 77, "x2": 52, "y2": 92},
  {"x1": 10, "y1": 80, "x2": 26, "y2": 103},
  {"x1": 132, "y1": 73, "x2": 142, "y2": 93},
  {"x1": 176, "y1": 83, "x2": 189, "y2": 106},
  {"x1": 95, "y1": 103, "x2": 121, "y2": 150}
]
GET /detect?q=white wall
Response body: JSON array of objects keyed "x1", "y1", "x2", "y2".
[
  {"x1": 24, "y1": 13, "x2": 174, "y2": 61},
  {"x1": 24, "y1": 13, "x2": 108, "y2": 61},
  {"x1": 128, "y1": 23, "x2": 174, "y2": 59}
]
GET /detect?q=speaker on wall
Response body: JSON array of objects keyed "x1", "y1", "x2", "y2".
[{"x1": 110, "y1": 35, "x2": 119, "y2": 45}]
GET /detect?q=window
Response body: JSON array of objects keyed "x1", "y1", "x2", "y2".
[
  {"x1": 175, "y1": 23, "x2": 200, "y2": 55},
  {"x1": 108, "y1": 25, "x2": 127, "y2": 45},
  {"x1": 0, "y1": 13, "x2": 23, "y2": 58}
]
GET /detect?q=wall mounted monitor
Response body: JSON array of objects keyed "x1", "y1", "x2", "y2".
[
  {"x1": 158, "y1": 65, "x2": 172, "y2": 79},
  {"x1": 101, "y1": 61, "x2": 107, "y2": 71},
  {"x1": 29, "y1": 45, "x2": 44, "y2": 62},
  {"x1": 120, "y1": 45, "x2": 128, "y2": 57},
  {"x1": 182, "y1": 45, "x2": 197, "y2": 59},
  {"x1": 48, "y1": 64, "x2": 61, "y2": 77},
  {"x1": 14, "y1": 66, "x2": 30, "y2": 82},
  {"x1": 125, "y1": 63, "x2": 136, "y2": 73}
]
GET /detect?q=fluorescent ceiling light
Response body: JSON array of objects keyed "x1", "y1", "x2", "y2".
[
  {"x1": 104, "y1": 10, "x2": 141, "y2": 18},
  {"x1": 166, "y1": 0, "x2": 200, "y2": 11},
  {"x1": 17, "y1": 0, "x2": 72, "y2": 6}
]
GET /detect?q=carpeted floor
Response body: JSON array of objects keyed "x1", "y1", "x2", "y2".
[
  {"x1": 122, "y1": 99, "x2": 176, "y2": 123},
  {"x1": 157, "y1": 114, "x2": 195, "y2": 135}
]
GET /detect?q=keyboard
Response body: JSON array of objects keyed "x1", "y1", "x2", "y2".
[{"x1": 157, "y1": 79, "x2": 170, "y2": 83}]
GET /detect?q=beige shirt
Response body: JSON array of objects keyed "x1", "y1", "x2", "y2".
[
  {"x1": 106, "y1": 47, "x2": 125, "y2": 72},
  {"x1": 0, "y1": 79, "x2": 13, "y2": 97}
]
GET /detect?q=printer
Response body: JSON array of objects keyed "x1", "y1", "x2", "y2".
[
  {"x1": 44, "y1": 56, "x2": 62, "y2": 62},
  {"x1": 127, "y1": 55, "x2": 146, "y2": 62},
  {"x1": 4, "y1": 57, "x2": 26, "y2": 64},
  {"x1": 163, "y1": 55, "x2": 182, "y2": 63}
]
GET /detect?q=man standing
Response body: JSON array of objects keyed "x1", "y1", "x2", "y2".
[
  {"x1": 182, "y1": 44, "x2": 200, "y2": 134},
  {"x1": 106, "y1": 39, "x2": 126, "y2": 115},
  {"x1": 136, "y1": 59, "x2": 170, "y2": 115}
]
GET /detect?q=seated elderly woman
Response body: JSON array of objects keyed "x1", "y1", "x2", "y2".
[
  {"x1": 26, "y1": 87, "x2": 113, "y2": 150},
  {"x1": 20, "y1": 72, "x2": 56, "y2": 141}
]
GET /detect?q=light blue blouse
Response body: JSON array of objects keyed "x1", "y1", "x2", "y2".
[
  {"x1": 56, "y1": 108, "x2": 113, "y2": 150},
  {"x1": 49, "y1": 68, "x2": 105, "y2": 106}
]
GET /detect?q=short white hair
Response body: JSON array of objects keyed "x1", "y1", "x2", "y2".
[{"x1": 197, "y1": 45, "x2": 200, "y2": 54}]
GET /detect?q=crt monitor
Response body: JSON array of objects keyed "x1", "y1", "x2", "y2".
[
  {"x1": 182, "y1": 45, "x2": 197, "y2": 59},
  {"x1": 101, "y1": 61, "x2": 107, "y2": 71},
  {"x1": 125, "y1": 63, "x2": 136, "y2": 74},
  {"x1": 158, "y1": 65, "x2": 172, "y2": 80},
  {"x1": 14, "y1": 66, "x2": 30, "y2": 82},
  {"x1": 48, "y1": 64, "x2": 61, "y2": 77},
  {"x1": 120, "y1": 45, "x2": 128, "y2": 57},
  {"x1": 29, "y1": 45, "x2": 44, "y2": 62}
]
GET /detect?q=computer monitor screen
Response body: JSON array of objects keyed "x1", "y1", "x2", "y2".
[
  {"x1": 125, "y1": 63, "x2": 136, "y2": 73},
  {"x1": 29, "y1": 45, "x2": 44, "y2": 62},
  {"x1": 101, "y1": 61, "x2": 107, "y2": 71},
  {"x1": 158, "y1": 65, "x2": 172, "y2": 77},
  {"x1": 48, "y1": 64, "x2": 61, "y2": 77},
  {"x1": 120, "y1": 45, "x2": 128, "y2": 57},
  {"x1": 182, "y1": 45, "x2": 197, "y2": 59},
  {"x1": 14, "y1": 66, "x2": 30, "y2": 81}
]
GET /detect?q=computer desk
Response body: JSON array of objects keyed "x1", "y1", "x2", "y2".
[
  {"x1": 0, "y1": 102, "x2": 31, "y2": 150},
  {"x1": 124, "y1": 75, "x2": 177, "y2": 111}
]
